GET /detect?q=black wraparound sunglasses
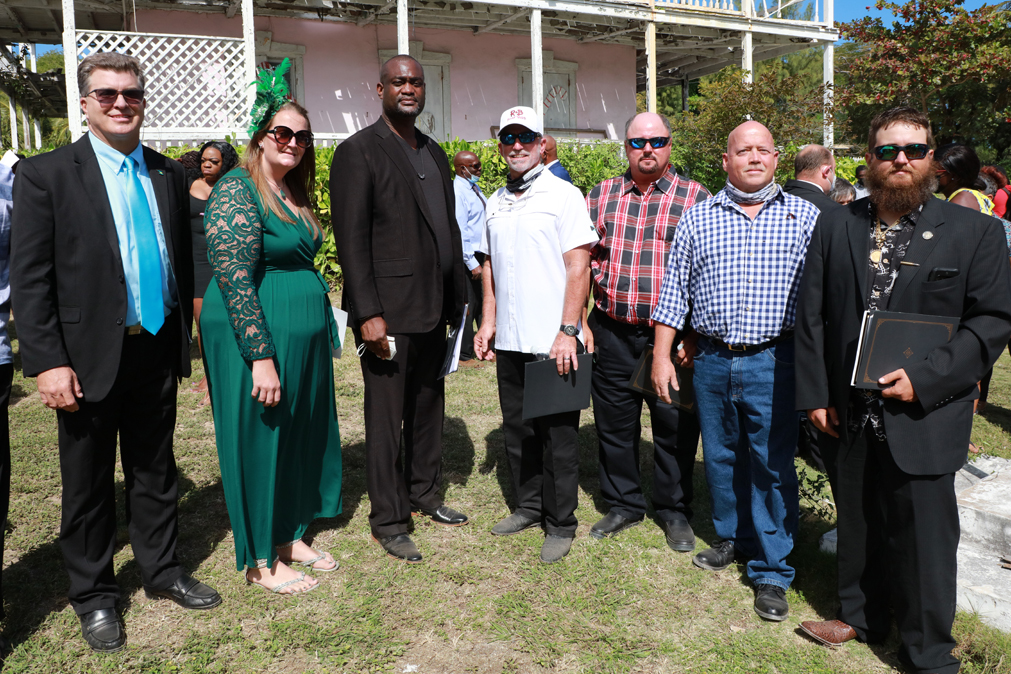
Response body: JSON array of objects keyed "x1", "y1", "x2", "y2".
[
  {"x1": 498, "y1": 131, "x2": 540, "y2": 145},
  {"x1": 872, "y1": 144, "x2": 929, "y2": 161},
  {"x1": 87, "y1": 88, "x2": 144, "y2": 107},
  {"x1": 627, "y1": 136, "x2": 671, "y2": 149},
  {"x1": 267, "y1": 125, "x2": 314, "y2": 149}
]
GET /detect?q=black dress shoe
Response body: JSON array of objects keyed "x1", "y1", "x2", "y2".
[
  {"x1": 374, "y1": 533, "x2": 423, "y2": 563},
  {"x1": 754, "y1": 585, "x2": 789, "y2": 621},
  {"x1": 660, "y1": 516, "x2": 696, "y2": 552},
  {"x1": 144, "y1": 574, "x2": 222, "y2": 610},
  {"x1": 589, "y1": 511, "x2": 643, "y2": 539},
  {"x1": 692, "y1": 539, "x2": 737, "y2": 571},
  {"x1": 80, "y1": 608, "x2": 126, "y2": 653},
  {"x1": 415, "y1": 504, "x2": 469, "y2": 526}
]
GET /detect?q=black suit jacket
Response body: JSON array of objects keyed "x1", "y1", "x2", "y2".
[
  {"x1": 784, "y1": 179, "x2": 840, "y2": 215},
  {"x1": 11, "y1": 135, "x2": 193, "y2": 402},
  {"x1": 329, "y1": 120, "x2": 467, "y2": 334},
  {"x1": 795, "y1": 196, "x2": 1011, "y2": 475}
]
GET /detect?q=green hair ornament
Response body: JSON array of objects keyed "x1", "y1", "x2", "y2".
[{"x1": 247, "y1": 58, "x2": 291, "y2": 136}]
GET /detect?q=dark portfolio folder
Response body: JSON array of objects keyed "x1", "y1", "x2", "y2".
[
  {"x1": 522, "y1": 354, "x2": 593, "y2": 420},
  {"x1": 626, "y1": 345, "x2": 695, "y2": 412},
  {"x1": 850, "y1": 310, "x2": 960, "y2": 389}
]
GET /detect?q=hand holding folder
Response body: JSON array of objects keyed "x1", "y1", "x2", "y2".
[
  {"x1": 850, "y1": 310, "x2": 960, "y2": 390},
  {"x1": 521, "y1": 354, "x2": 593, "y2": 420}
]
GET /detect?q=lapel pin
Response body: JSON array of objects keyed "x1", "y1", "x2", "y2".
[{"x1": 922, "y1": 231, "x2": 933, "y2": 240}]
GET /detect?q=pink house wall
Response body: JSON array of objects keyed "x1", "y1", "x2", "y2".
[{"x1": 136, "y1": 10, "x2": 635, "y2": 140}]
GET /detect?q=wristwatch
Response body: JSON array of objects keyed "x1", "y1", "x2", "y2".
[{"x1": 559, "y1": 324, "x2": 578, "y2": 337}]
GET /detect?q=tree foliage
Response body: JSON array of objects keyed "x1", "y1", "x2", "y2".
[
  {"x1": 668, "y1": 66, "x2": 828, "y2": 192},
  {"x1": 839, "y1": 0, "x2": 1011, "y2": 114}
]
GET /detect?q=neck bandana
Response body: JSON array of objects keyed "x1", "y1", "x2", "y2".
[
  {"x1": 724, "y1": 179, "x2": 780, "y2": 205},
  {"x1": 506, "y1": 163, "x2": 545, "y2": 194}
]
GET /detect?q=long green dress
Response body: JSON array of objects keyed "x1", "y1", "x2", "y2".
[{"x1": 201, "y1": 168, "x2": 342, "y2": 570}]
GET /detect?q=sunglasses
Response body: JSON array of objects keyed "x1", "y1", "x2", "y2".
[
  {"x1": 498, "y1": 131, "x2": 540, "y2": 145},
  {"x1": 267, "y1": 126, "x2": 314, "y2": 149},
  {"x1": 627, "y1": 136, "x2": 671, "y2": 150},
  {"x1": 872, "y1": 144, "x2": 929, "y2": 161},
  {"x1": 87, "y1": 88, "x2": 144, "y2": 107}
]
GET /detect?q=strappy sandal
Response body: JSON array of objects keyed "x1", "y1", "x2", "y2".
[
  {"x1": 245, "y1": 569, "x2": 317, "y2": 595},
  {"x1": 292, "y1": 553, "x2": 339, "y2": 572}
]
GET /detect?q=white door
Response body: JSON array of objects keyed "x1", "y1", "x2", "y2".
[
  {"x1": 416, "y1": 64, "x2": 447, "y2": 141},
  {"x1": 518, "y1": 70, "x2": 575, "y2": 130}
]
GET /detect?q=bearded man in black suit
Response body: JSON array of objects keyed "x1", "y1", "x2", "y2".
[{"x1": 795, "y1": 106, "x2": 1011, "y2": 673}]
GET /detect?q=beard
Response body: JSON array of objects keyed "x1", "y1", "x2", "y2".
[
  {"x1": 636, "y1": 156, "x2": 662, "y2": 175},
  {"x1": 866, "y1": 162, "x2": 937, "y2": 214}
]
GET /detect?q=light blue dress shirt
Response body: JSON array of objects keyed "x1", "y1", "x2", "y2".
[
  {"x1": 89, "y1": 133, "x2": 177, "y2": 326},
  {"x1": 0, "y1": 162, "x2": 12, "y2": 365},
  {"x1": 453, "y1": 175, "x2": 486, "y2": 272}
]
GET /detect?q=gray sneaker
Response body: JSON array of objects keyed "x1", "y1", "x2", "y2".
[
  {"x1": 539, "y1": 535, "x2": 573, "y2": 563},
  {"x1": 491, "y1": 512, "x2": 540, "y2": 536}
]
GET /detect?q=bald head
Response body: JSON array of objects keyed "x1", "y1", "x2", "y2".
[
  {"x1": 794, "y1": 144, "x2": 836, "y2": 193},
  {"x1": 624, "y1": 112, "x2": 671, "y2": 139},
  {"x1": 379, "y1": 55, "x2": 422, "y2": 85},
  {"x1": 453, "y1": 150, "x2": 481, "y2": 180},
  {"x1": 542, "y1": 135, "x2": 558, "y2": 163},
  {"x1": 723, "y1": 121, "x2": 779, "y2": 192},
  {"x1": 377, "y1": 55, "x2": 425, "y2": 121}
]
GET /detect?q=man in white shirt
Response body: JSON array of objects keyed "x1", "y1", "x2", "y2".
[
  {"x1": 452, "y1": 151, "x2": 486, "y2": 363},
  {"x1": 474, "y1": 106, "x2": 598, "y2": 563}
]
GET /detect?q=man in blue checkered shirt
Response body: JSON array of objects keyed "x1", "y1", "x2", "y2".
[{"x1": 650, "y1": 121, "x2": 820, "y2": 623}]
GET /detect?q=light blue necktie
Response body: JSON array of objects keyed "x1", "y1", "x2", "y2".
[{"x1": 123, "y1": 157, "x2": 164, "y2": 335}]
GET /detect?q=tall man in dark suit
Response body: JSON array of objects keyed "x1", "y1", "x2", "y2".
[
  {"x1": 795, "y1": 106, "x2": 1011, "y2": 673},
  {"x1": 11, "y1": 52, "x2": 220, "y2": 654},
  {"x1": 330, "y1": 55, "x2": 469, "y2": 564},
  {"x1": 784, "y1": 144, "x2": 838, "y2": 479}
]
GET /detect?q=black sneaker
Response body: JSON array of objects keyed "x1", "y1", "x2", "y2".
[{"x1": 692, "y1": 540, "x2": 737, "y2": 571}]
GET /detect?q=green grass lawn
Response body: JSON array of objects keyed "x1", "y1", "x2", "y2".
[{"x1": 3, "y1": 326, "x2": 1010, "y2": 673}]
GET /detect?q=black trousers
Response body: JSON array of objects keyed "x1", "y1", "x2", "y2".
[
  {"x1": 56, "y1": 328, "x2": 183, "y2": 615},
  {"x1": 0, "y1": 362, "x2": 13, "y2": 621},
  {"x1": 588, "y1": 312, "x2": 699, "y2": 522},
  {"x1": 359, "y1": 326, "x2": 446, "y2": 538},
  {"x1": 496, "y1": 350, "x2": 580, "y2": 537},
  {"x1": 460, "y1": 262, "x2": 483, "y2": 361},
  {"x1": 834, "y1": 425, "x2": 960, "y2": 674}
]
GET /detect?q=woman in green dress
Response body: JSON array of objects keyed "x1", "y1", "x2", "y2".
[{"x1": 202, "y1": 97, "x2": 342, "y2": 595}]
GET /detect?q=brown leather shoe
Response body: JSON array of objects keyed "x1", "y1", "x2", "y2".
[{"x1": 799, "y1": 620, "x2": 858, "y2": 647}]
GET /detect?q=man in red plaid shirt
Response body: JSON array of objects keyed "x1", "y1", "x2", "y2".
[{"x1": 584, "y1": 112, "x2": 710, "y2": 549}]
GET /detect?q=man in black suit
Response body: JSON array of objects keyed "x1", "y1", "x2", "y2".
[
  {"x1": 784, "y1": 144, "x2": 839, "y2": 215},
  {"x1": 330, "y1": 55, "x2": 469, "y2": 563},
  {"x1": 795, "y1": 106, "x2": 1011, "y2": 673},
  {"x1": 11, "y1": 52, "x2": 220, "y2": 653},
  {"x1": 784, "y1": 144, "x2": 838, "y2": 479}
]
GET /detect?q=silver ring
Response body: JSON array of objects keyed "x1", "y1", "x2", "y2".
[{"x1": 564, "y1": 356, "x2": 571, "y2": 360}]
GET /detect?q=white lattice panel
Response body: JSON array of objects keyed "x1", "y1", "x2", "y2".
[{"x1": 76, "y1": 30, "x2": 247, "y2": 138}]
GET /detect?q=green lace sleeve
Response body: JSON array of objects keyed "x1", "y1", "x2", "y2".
[{"x1": 204, "y1": 175, "x2": 276, "y2": 361}]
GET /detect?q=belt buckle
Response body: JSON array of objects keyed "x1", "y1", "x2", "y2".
[
  {"x1": 727, "y1": 343, "x2": 747, "y2": 352},
  {"x1": 126, "y1": 325, "x2": 143, "y2": 336}
]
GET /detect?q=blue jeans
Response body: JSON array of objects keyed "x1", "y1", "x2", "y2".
[{"x1": 692, "y1": 335, "x2": 800, "y2": 589}]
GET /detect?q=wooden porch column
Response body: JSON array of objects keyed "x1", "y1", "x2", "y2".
[
  {"x1": 63, "y1": 0, "x2": 82, "y2": 142},
  {"x1": 823, "y1": 0, "x2": 834, "y2": 147},
  {"x1": 646, "y1": 0, "x2": 656, "y2": 113},
  {"x1": 741, "y1": 31, "x2": 753, "y2": 83},
  {"x1": 28, "y1": 43, "x2": 41, "y2": 148},
  {"x1": 530, "y1": 8, "x2": 543, "y2": 129},
  {"x1": 397, "y1": 0, "x2": 409, "y2": 54},
  {"x1": 681, "y1": 78, "x2": 689, "y2": 112},
  {"x1": 242, "y1": 0, "x2": 256, "y2": 125}
]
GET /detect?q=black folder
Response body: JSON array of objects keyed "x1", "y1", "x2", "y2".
[
  {"x1": 626, "y1": 345, "x2": 695, "y2": 412},
  {"x1": 850, "y1": 310, "x2": 960, "y2": 389},
  {"x1": 521, "y1": 354, "x2": 593, "y2": 420}
]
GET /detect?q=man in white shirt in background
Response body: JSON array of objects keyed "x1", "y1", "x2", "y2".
[
  {"x1": 452, "y1": 150, "x2": 487, "y2": 364},
  {"x1": 474, "y1": 106, "x2": 598, "y2": 564}
]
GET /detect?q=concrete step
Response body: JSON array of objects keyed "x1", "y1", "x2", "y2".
[
  {"x1": 957, "y1": 468, "x2": 1011, "y2": 557},
  {"x1": 956, "y1": 543, "x2": 1011, "y2": 632}
]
